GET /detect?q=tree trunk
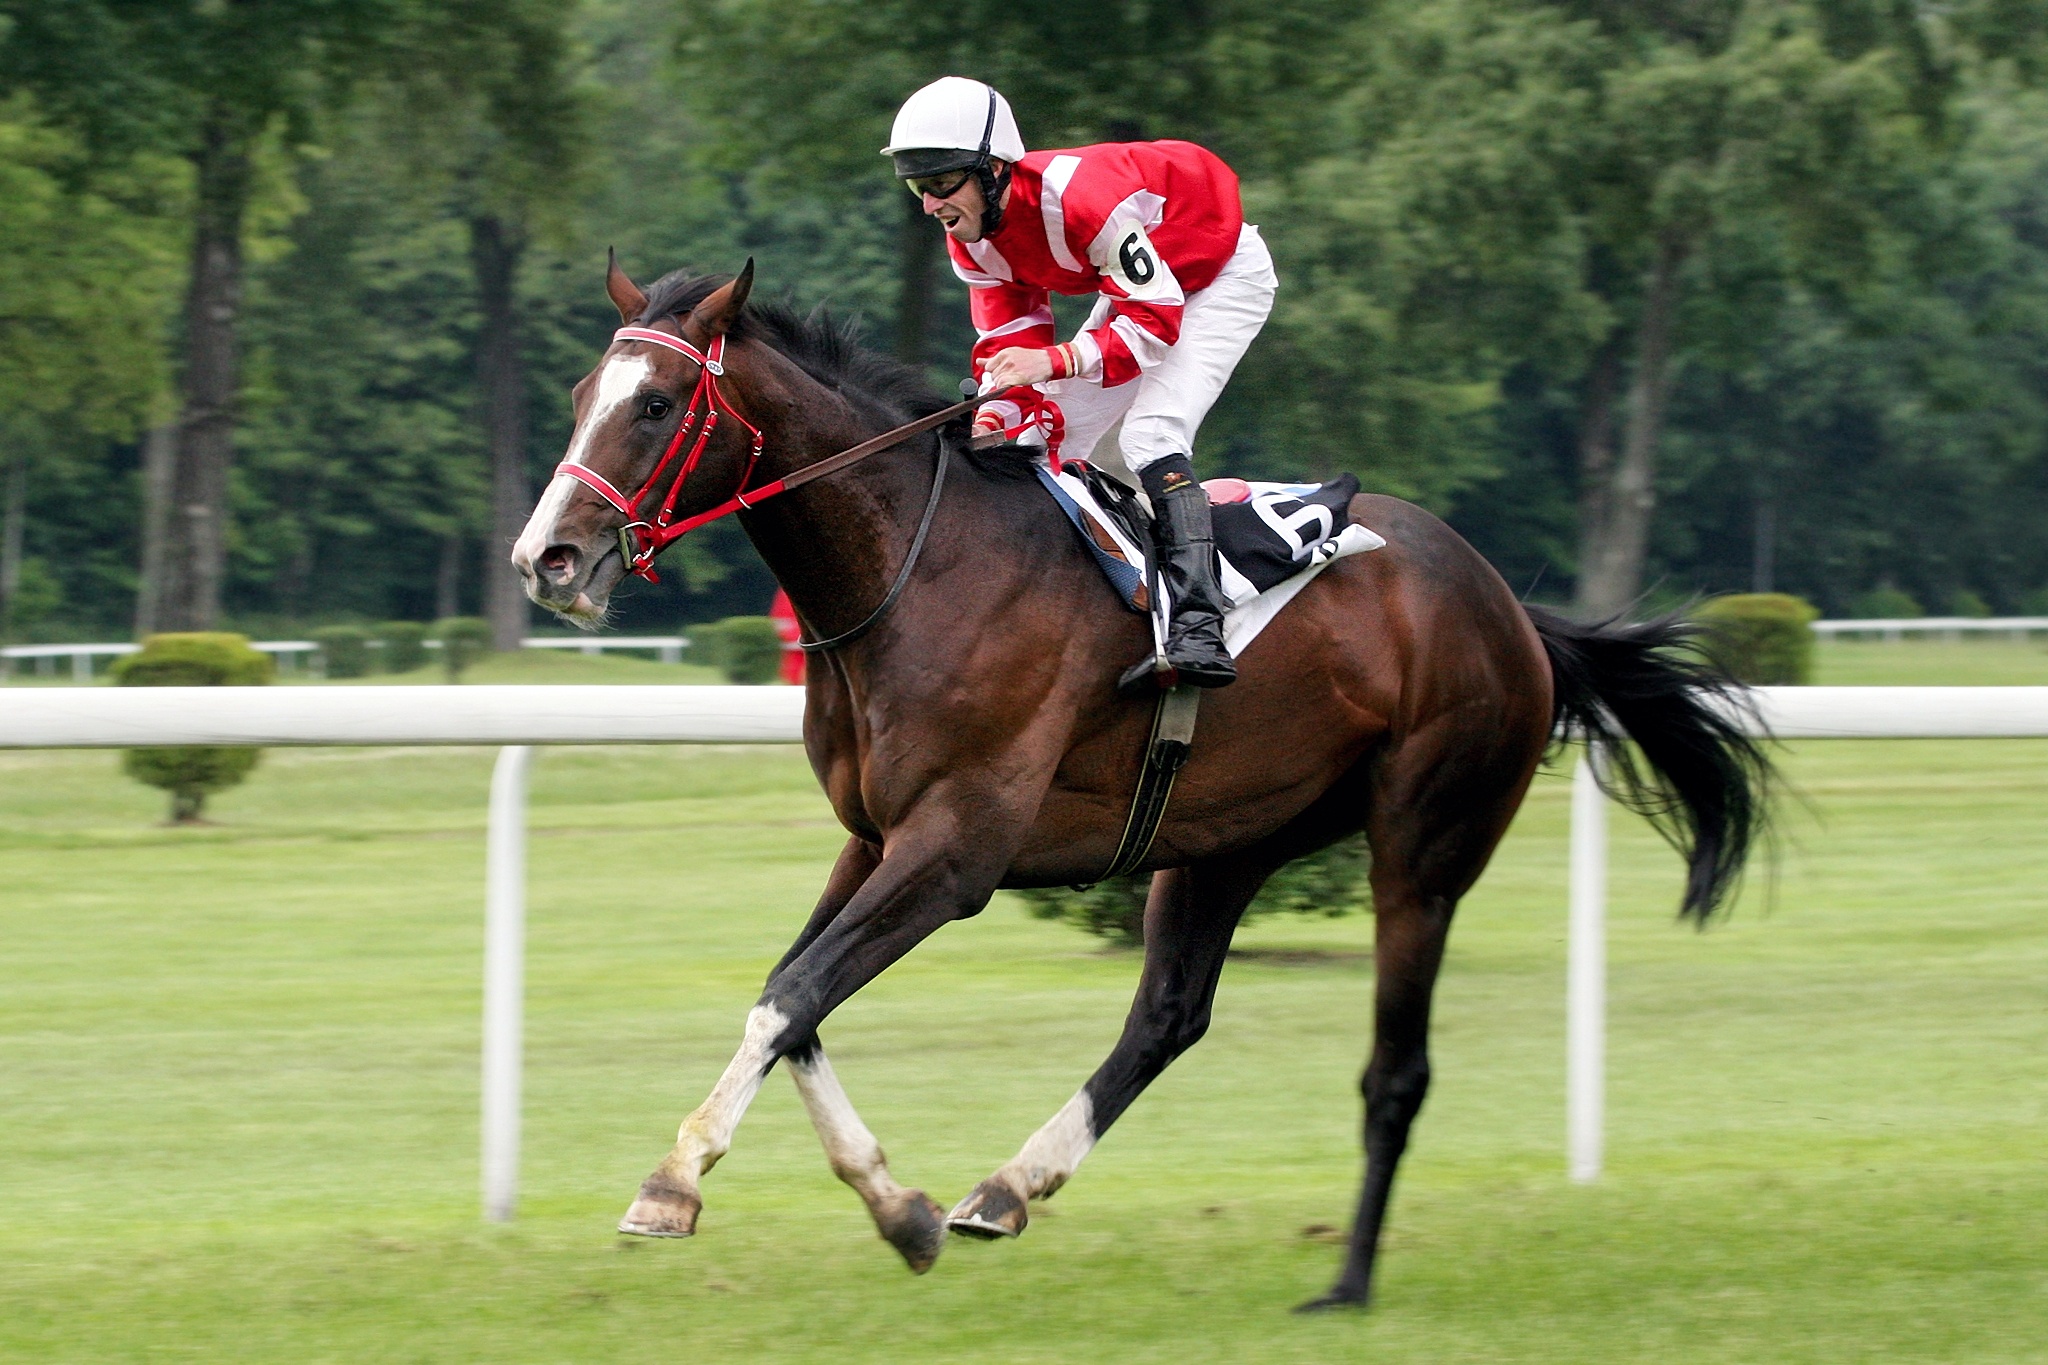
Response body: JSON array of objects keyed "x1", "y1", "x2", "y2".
[
  {"x1": 133, "y1": 422, "x2": 179, "y2": 636},
  {"x1": 160, "y1": 111, "x2": 253, "y2": 633},
  {"x1": 895, "y1": 191, "x2": 939, "y2": 366},
  {"x1": 1574, "y1": 233, "x2": 1689, "y2": 619},
  {"x1": 1, "y1": 447, "x2": 25, "y2": 638},
  {"x1": 469, "y1": 213, "x2": 531, "y2": 652},
  {"x1": 1750, "y1": 490, "x2": 1776, "y2": 594},
  {"x1": 435, "y1": 531, "x2": 462, "y2": 622}
]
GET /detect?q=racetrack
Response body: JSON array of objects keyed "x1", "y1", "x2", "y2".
[{"x1": 2, "y1": 726, "x2": 2044, "y2": 1360}]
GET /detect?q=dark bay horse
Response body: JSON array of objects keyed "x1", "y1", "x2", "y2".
[{"x1": 510, "y1": 260, "x2": 1768, "y2": 1310}]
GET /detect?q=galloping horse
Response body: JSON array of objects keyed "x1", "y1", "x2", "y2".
[{"x1": 511, "y1": 260, "x2": 1768, "y2": 1310}]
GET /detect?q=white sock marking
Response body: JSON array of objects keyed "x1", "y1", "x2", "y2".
[
  {"x1": 998, "y1": 1089, "x2": 1096, "y2": 1199},
  {"x1": 669, "y1": 1003, "x2": 788, "y2": 1182},
  {"x1": 787, "y1": 1046, "x2": 907, "y2": 1207}
]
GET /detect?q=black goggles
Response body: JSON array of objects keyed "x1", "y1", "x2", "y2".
[{"x1": 905, "y1": 168, "x2": 977, "y2": 200}]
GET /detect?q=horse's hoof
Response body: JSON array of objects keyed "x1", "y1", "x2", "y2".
[
  {"x1": 945, "y1": 1179, "x2": 1028, "y2": 1239},
  {"x1": 1293, "y1": 1287, "x2": 1370, "y2": 1314},
  {"x1": 875, "y1": 1189, "x2": 948, "y2": 1274},
  {"x1": 617, "y1": 1177, "x2": 701, "y2": 1238}
]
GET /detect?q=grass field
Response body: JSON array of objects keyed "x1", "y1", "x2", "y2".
[{"x1": 2, "y1": 709, "x2": 2044, "y2": 1361}]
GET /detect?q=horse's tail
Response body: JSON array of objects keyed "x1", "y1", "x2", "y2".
[{"x1": 1524, "y1": 604, "x2": 1773, "y2": 923}]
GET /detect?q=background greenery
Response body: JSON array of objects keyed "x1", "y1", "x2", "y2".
[{"x1": 4, "y1": 0, "x2": 2048, "y2": 641}]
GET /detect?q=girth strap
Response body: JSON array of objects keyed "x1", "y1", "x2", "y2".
[{"x1": 1095, "y1": 683, "x2": 1202, "y2": 883}]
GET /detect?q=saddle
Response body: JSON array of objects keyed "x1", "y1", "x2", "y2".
[
  {"x1": 1034, "y1": 462, "x2": 1386, "y2": 651},
  {"x1": 1035, "y1": 460, "x2": 1387, "y2": 885}
]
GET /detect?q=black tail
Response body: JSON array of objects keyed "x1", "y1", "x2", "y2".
[{"x1": 1526, "y1": 605, "x2": 1773, "y2": 923}]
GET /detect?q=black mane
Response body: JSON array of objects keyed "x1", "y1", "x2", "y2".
[
  {"x1": 634, "y1": 270, "x2": 1036, "y2": 480},
  {"x1": 637, "y1": 270, "x2": 952, "y2": 423}
]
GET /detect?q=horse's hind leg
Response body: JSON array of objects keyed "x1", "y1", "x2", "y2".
[
  {"x1": 1299, "y1": 730, "x2": 1541, "y2": 1312},
  {"x1": 948, "y1": 853, "x2": 1273, "y2": 1238}
]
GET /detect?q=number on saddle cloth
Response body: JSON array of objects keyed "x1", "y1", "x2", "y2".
[
  {"x1": 1032, "y1": 465, "x2": 1369, "y2": 615},
  {"x1": 1208, "y1": 473, "x2": 1363, "y2": 596}
]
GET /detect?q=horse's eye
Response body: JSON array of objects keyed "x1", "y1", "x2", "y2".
[{"x1": 643, "y1": 396, "x2": 673, "y2": 420}]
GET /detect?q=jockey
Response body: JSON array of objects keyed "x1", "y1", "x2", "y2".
[{"x1": 882, "y1": 76, "x2": 1278, "y2": 694}]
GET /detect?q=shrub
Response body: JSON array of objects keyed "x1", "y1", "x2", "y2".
[
  {"x1": 1015, "y1": 835, "x2": 1372, "y2": 948},
  {"x1": 111, "y1": 633, "x2": 273, "y2": 824},
  {"x1": 377, "y1": 620, "x2": 430, "y2": 673},
  {"x1": 1850, "y1": 585, "x2": 1922, "y2": 619},
  {"x1": 1946, "y1": 589, "x2": 1991, "y2": 619},
  {"x1": 1694, "y1": 593, "x2": 1819, "y2": 686},
  {"x1": 695, "y1": 616, "x2": 783, "y2": 684},
  {"x1": 2020, "y1": 585, "x2": 2048, "y2": 616},
  {"x1": 311, "y1": 624, "x2": 373, "y2": 679},
  {"x1": 433, "y1": 617, "x2": 493, "y2": 682}
]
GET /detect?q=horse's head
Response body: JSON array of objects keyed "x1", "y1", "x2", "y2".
[{"x1": 512, "y1": 255, "x2": 758, "y2": 624}]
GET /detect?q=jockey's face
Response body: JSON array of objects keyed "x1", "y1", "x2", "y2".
[{"x1": 916, "y1": 159, "x2": 1008, "y2": 243}]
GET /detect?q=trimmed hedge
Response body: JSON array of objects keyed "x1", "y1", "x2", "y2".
[
  {"x1": 1694, "y1": 593, "x2": 1818, "y2": 686},
  {"x1": 111, "y1": 633, "x2": 273, "y2": 823},
  {"x1": 377, "y1": 621, "x2": 430, "y2": 673},
  {"x1": 1851, "y1": 585, "x2": 1922, "y2": 619},
  {"x1": 433, "y1": 617, "x2": 492, "y2": 682},
  {"x1": 692, "y1": 616, "x2": 783, "y2": 684},
  {"x1": 311, "y1": 624, "x2": 374, "y2": 679},
  {"x1": 1015, "y1": 835, "x2": 1372, "y2": 947}
]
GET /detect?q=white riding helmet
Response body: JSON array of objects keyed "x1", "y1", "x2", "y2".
[{"x1": 881, "y1": 77, "x2": 1027, "y2": 178}]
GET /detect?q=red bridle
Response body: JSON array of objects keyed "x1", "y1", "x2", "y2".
[{"x1": 553, "y1": 326, "x2": 767, "y2": 583}]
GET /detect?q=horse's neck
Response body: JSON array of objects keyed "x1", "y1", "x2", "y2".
[{"x1": 737, "y1": 355, "x2": 942, "y2": 643}]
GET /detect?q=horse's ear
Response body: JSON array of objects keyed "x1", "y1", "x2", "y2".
[
  {"x1": 606, "y1": 247, "x2": 647, "y2": 325},
  {"x1": 689, "y1": 258, "x2": 754, "y2": 339}
]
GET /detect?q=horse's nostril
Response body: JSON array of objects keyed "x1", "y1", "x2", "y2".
[{"x1": 539, "y1": 545, "x2": 578, "y2": 578}]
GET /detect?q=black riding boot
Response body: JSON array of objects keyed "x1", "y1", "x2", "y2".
[{"x1": 1119, "y1": 455, "x2": 1237, "y2": 695}]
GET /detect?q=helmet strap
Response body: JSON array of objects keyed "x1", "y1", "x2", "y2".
[{"x1": 972, "y1": 85, "x2": 1010, "y2": 235}]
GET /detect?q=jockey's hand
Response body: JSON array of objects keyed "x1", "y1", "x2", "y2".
[{"x1": 981, "y1": 345, "x2": 1058, "y2": 392}]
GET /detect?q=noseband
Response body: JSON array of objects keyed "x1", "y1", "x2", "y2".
[{"x1": 553, "y1": 327, "x2": 767, "y2": 583}]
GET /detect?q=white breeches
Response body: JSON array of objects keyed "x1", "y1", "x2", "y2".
[{"x1": 1048, "y1": 223, "x2": 1278, "y2": 476}]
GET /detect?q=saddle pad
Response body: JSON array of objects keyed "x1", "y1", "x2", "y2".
[{"x1": 1033, "y1": 463, "x2": 1386, "y2": 658}]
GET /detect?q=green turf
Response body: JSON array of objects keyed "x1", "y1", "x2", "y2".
[
  {"x1": 1812, "y1": 637, "x2": 2048, "y2": 685},
  {"x1": 2, "y1": 735, "x2": 2044, "y2": 1362}
]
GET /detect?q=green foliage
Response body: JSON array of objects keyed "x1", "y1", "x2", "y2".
[
  {"x1": 1016, "y1": 835, "x2": 1372, "y2": 947},
  {"x1": 376, "y1": 621, "x2": 429, "y2": 673},
  {"x1": 111, "y1": 633, "x2": 276, "y2": 688},
  {"x1": 432, "y1": 617, "x2": 492, "y2": 682},
  {"x1": 1852, "y1": 585, "x2": 1925, "y2": 619},
  {"x1": 111, "y1": 633, "x2": 273, "y2": 823},
  {"x1": 3, "y1": 0, "x2": 2048, "y2": 638},
  {"x1": 690, "y1": 616, "x2": 785, "y2": 685},
  {"x1": 1947, "y1": 589, "x2": 1992, "y2": 618},
  {"x1": 1695, "y1": 593, "x2": 1819, "y2": 686},
  {"x1": 2020, "y1": 586, "x2": 2048, "y2": 615},
  {"x1": 310, "y1": 625, "x2": 374, "y2": 679}
]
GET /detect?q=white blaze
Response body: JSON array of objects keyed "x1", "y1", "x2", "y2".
[{"x1": 512, "y1": 352, "x2": 653, "y2": 565}]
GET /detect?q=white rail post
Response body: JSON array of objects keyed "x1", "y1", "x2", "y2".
[
  {"x1": 1568, "y1": 746, "x2": 1607, "y2": 1183},
  {"x1": 482, "y1": 744, "x2": 534, "y2": 1222}
]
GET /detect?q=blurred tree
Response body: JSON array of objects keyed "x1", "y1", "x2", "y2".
[
  {"x1": 374, "y1": 0, "x2": 593, "y2": 650},
  {"x1": 0, "y1": 101, "x2": 185, "y2": 638},
  {"x1": 0, "y1": 0, "x2": 397, "y2": 631},
  {"x1": 1255, "y1": 0, "x2": 1971, "y2": 614}
]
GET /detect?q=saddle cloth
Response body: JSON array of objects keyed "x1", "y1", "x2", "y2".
[{"x1": 1033, "y1": 462, "x2": 1386, "y2": 657}]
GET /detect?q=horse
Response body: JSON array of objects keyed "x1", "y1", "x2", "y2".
[{"x1": 510, "y1": 258, "x2": 1769, "y2": 1311}]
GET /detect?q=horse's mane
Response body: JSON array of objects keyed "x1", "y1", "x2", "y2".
[{"x1": 635, "y1": 270, "x2": 1035, "y2": 479}]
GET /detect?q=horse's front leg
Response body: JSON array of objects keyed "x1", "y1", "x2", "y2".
[
  {"x1": 613, "y1": 835, "x2": 875, "y2": 1241},
  {"x1": 765, "y1": 837, "x2": 949, "y2": 1270},
  {"x1": 618, "y1": 803, "x2": 1028, "y2": 1258}
]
